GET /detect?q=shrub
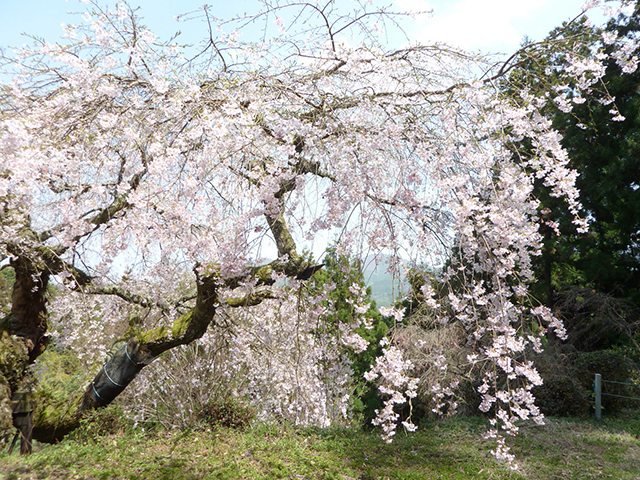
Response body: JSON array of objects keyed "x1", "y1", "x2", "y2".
[
  {"x1": 553, "y1": 288, "x2": 639, "y2": 351},
  {"x1": 532, "y1": 374, "x2": 591, "y2": 417},
  {"x1": 572, "y1": 349, "x2": 639, "y2": 412},
  {"x1": 32, "y1": 347, "x2": 91, "y2": 401},
  {"x1": 118, "y1": 337, "x2": 236, "y2": 430},
  {"x1": 198, "y1": 397, "x2": 255, "y2": 429},
  {"x1": 390, "y1": 320, "x2": 470, "y2": 422}
]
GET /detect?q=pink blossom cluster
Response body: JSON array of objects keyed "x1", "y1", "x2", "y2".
[
  {"x1": 365, "y1": 338, "x2": 419, "y2": 442},
  {"x1": 1, "y1": 0, "x2": 638, "y2": 466}
]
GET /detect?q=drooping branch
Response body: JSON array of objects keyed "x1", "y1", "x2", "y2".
[{"x1": 38, "y1": 166, "x2": 147, "y2": 246}]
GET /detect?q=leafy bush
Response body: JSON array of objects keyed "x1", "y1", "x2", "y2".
[
  {"x1": 198, "y1": 397, "x2": 255, "y2": 429},
  {"x1": 572, "y1": 349, "x2": 639, "y2": 412},
  {"x1": 32, "y1": 347, "x2": 91, "y2": 401},
  {"x1": 527, "y1": 346, "x2": 640, "y2": 417},
  {"x1": 532, "y1": 374, "x2": 591, "y2": 417}
]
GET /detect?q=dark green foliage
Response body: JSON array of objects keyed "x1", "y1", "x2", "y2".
[
  {"x1": 309, "y1": 247, "x2": 392, "y2": 425},
  {"x1": 547, "y1": 11, "x2": 640, "y2": 305},
  {"x1": 553, "y1": 288, "x2": 639, "y2": 352},
  {"x1": 500, "y1": 8, "x2": 640, "y2": 421},
  {"x1": 549, "y1": 22, "x2": 640, "y2": 305},
  {"x1": 572, "y1": 350, "x2": 639, "y2": 412},
  {"x1": 528, "y1": 343, "x2": 584, "y2": 417},
  {"x1": 532, "y1": 375, "x2": 591, "y2": 417},
  {"x1": 198, "y1": 397, "x2": 255, "y2": 429},
  {"x1": 528, "y1": 346, "x2": 639, "y2": 417},
  {"x1": 506, "y1": 9, "x2": 640, "y2": 358}
]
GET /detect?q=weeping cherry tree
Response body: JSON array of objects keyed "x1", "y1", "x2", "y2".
[{"x1": 0, "y1": 0, "x2": 637, "y2": 464}]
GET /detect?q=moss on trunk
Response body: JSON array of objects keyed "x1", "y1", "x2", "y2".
[{"x1": 0, "y1": 332, "x2": 31, "y2": 443}]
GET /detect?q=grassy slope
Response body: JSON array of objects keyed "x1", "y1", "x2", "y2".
[{"x1": 2, "y1": 414, "x2": 640, "y2": 480}]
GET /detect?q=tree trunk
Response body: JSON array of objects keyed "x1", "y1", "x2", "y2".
[
  {"x1": 30, "y1": 338, "x2": 156, "y2": 444},
  {"x1": 0, "y1": 255, "x2": 50, "y2": 451},
  {"x1": 31, "y1": 272, "x2": 219, "y2": 443},
  {"x1": 7, "y1": 256, "x2": 50, "y2": 362},
  {"x1": 10, "y1": 391, "x2": 33, "y2": 455}
]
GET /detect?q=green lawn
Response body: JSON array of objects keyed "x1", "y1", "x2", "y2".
[{"x1": 2, "y1": 413, "x2": 640, "y2": 479}]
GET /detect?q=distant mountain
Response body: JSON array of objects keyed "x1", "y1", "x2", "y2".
[{"x1": 361, "y1": 255, "x2": 408, "y2": 307}]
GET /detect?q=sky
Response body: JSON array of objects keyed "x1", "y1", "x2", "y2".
[
  {"x1": 405, "y1": 0, "x2": 599, "y2": 52},
  {"x1": 0, "y1": 0, "x2": 606, "y2": 57}
]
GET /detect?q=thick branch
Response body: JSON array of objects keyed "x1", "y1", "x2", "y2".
[
  {"x1": 83, "y1": 285, "x2": 171, "y2": 313},
  {"x1": 73, "y1": 272, "x2": 217, "y2": 415},
  {"x1": 266, "y1": 213, "x2": 300, "y2": 260},
  {"x1": 30, "y1": 268, "x2": 216, "y2": 445},
  {"x1": 225, "y1": 287, "x2": 275, "y2": 308}
]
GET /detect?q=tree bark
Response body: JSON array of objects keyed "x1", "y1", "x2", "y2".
[
  {"x1": 30, "y1": 271, "x2": 219, "y2": 443},
  {"x1": 0, "y1": 255, "x2": 50, "y2": 450},
  {"x1": 6, "y1": 256, "x2": 50, "y2": 363}
]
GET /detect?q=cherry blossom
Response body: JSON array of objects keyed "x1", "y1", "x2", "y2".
[{"x1": 0, "y1": 0, "x2": 637, "y2": 465}]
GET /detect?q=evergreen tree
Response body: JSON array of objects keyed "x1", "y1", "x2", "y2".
[
  {"x1": 509, "y1": 8, "x2": 640, "y2": 349},
  {"x1": 552, "y1": 8, "x2": 640, "y2": 303},
  {"x1": 309, "y1": 248, "x2": 392, "y2": 425}
]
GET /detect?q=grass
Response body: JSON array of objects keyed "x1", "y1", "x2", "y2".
[{"x1": 1, "y1": 412, "x2": 640, "y2": 479}]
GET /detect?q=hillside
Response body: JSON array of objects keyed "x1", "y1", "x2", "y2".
[{"x1": 361, "y1": 254, "x2": 408, "y2": 307}]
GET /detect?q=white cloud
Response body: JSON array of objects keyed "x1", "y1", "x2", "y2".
[
  {"x1": 398, "y1": 0, "x2": 558, "y2": 53},
  {"x1": 427, "y1": 0, "x2": 550, "y2": 51}
]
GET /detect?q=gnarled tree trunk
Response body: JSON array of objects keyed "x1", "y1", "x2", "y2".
[{"x1": 0, "y1": 255, "x2": 50, "y2": 452}]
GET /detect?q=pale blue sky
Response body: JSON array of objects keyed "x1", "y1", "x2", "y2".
[{"x1": 0, "y1": 0, "x2": 607, "y2": 56}]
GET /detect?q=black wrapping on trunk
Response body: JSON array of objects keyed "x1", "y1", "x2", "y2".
[{"x1": 89, "y1": 339, "x2": 154, "y2": 406}]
